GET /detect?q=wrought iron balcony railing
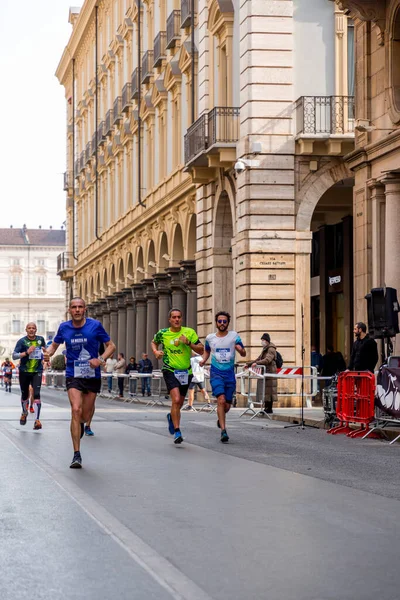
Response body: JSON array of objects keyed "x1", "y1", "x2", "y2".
[
  {"x1": 184, "y1": 106, "x2": 240, "y2": 165},
  {"x1": 184, "y1": 113, "x2": 208, "y2": 164},
  {"x1": 181, "y1": 0, "x2": 194, "y2": 28},
  {"x1": 153, "y1": 32, "x2": 167, "y2": 67},
  {"x1": 91, "y1": 132, "x2": 97, "y2": 155},
  {"x1": 85, "y1": 141, "x2": 91, "y2": 164},
  {"x1": 74, "y1": 159, "x2": 79, "y2": 176},
  {"x1": 167, "y1": 10, "x2": 181, "y2": 49},
  {"x1": 296, "y1": 96, "x2": 355, "y2": 135},
  {"x1": 98, "y1": 121, "x2": 105, "y2": 146},
  {"x1": 63, "y1": 171, "x2": 72, "y2": 191},
  {"x1": 104, "y1": 109, "x2": 112, "y2": 136},
  {"x1": 208, "y1": 107, "x2": 240, "y2": 146},
  {"x1": 79, "y1": 151, "x2": 85, "y2": 172},
  {"x1": 113, "y1": 96, "x2": 123, "y2": 124},
  {"x1": 131, "y1": 68, "x2": 140, "y2": 99},
  {"x1": 57, "y1": 252, "x2": 74, "y2": 276},
  {"x1": 121, "y1": 83, "x2": 132, "y2": 112},
  {"x1": 141, "y1": 50, "x2": 154, "y2": 83}
]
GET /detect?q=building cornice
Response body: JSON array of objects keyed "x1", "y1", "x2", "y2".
[
  {"x1": 55, "y1": 0, "x2": 97, "y2": 85},
  {"x1": 345, "y1": 128, "x2": 400, "y2": 170},
  {"x1": 335, "y1": 0, "x2": 386, "y2": 42}
]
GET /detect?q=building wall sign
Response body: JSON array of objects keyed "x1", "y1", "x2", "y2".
[{"x1": 329, "y1": 275, "x2": 341, "y2": 285}]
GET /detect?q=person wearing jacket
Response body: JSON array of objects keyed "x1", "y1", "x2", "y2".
[
  {"x1": 114, "y1": 352, "x2": 126, "y2": 398},
  {"x1": 348, "y1": 322, "x2": 378, "y2": 373},
  {"x1": 138, "y1": 353, "x2": 153, "y2": 396},
  {"x1": 248, "y1": 333, "x2": 277, "y2": 414},
  {"x1": 125, "y1": 356, "x2": 139, "y2": 394}
]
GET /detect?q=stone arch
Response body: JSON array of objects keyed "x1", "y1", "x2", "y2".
[
  {"x1": 186, "y1": 214, "x2": 197, "y2": 259},
  {"x1": 83, "y1": 280, "x2": 88, "y2": 303},
  {"x1": 296, "y1": 160, "x2": 353, "y2": 231},
  {"x1": 213, "y1": 190, "x2": 234, "y2": 316},
  {"x1": 101, "y1": 268, "x2": 108, "y2": 296},
  {"x1": 126, "y1": 252, "x2": 134, "y2": 284},
  {"x1": 109, "y1": 263, "x2": 116, "y2": 294},
  {"x1": 172, "y1": 224, "x2": 184, "y2": 262},
  {"x1": 95, "y1": 273, "x2": 101, "y2": 298},
  {"x1": 89, "y1": 277, "x2": 94, "y2": 302},
  {"x1": 158, "y1": 231, "x2": 169, "y2": 269},
  {"x1": 136, "y1": 246, "x2": 144, "y2": 282},
  {"x1": 147, "y1": 240, "x2": 156, "y2": 274},
  {"x1": 117, "y1": 258, "x2": 124, "y2": 291}
]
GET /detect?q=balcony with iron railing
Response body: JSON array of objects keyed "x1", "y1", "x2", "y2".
[
  {"x1": 104, "y1": 109, "x2": 112, "y2": 136},
  {"x1": 184, "y1": 107, "x2": 240, "y2": 181},
  {"x1": 181, "y1": 0, "x2": 194, "y2": 28},
  {"x1": 131, "y1": 68, "x2": 140, "y2": 99},
  {"x1": 122, "y1": 83, "x2": 132, "y2": 112},
  {"x1": 113, "y1": 96, "x2": 123, "y2": 124},
  {"x1": 74, "y1": 158, "x2": 79, "y2": 176},
  {"x1": 57, "y1": 252, "x2": 74, "y2": 279},
  {"x1": 63, "y1": 171, "x2": 72, "y2": 191},
  {"x1": 167, "y1": 10, "x2": 181, "y2": 48},
  {"x1": 98, "y1": 121, "x2": 105, "y2": 146},
  {"x1": 141, "y1": 50, "x2": 154, "y2": 83},
  {"x1": 79, "y1": 151, "x2": 85, "y2": 172},
  {"x1": 154, "y1": 32, "x2": 167, "y2": 67},
  {"x1": 85, "y1": 141, "x2": 91, "y2": 164},
  {"x1": 91, "y1": 132, "x2": 97, "y2": 155},
  {"x1": 295, "y1": 96, "x2": 355, "y2": 155}
]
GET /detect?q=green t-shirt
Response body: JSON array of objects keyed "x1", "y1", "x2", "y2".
[{"x1": 153, "y1": 327, "x2": 200, "y2": 373}]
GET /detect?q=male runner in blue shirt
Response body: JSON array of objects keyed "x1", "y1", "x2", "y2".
[
  {"x1": 44, "y1": 297, "x2": 115, "y2": 468},
  {"x1": 200, "y1": 311, "x2": 246, "y2": 442}
]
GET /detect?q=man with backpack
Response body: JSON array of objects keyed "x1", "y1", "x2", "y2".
[{"x1": 248, "y1": 333, "x2": 279, "y2": 414}]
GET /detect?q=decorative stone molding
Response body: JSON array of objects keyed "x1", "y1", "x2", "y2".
[{"x1": 336, "y1": 0, "x2": 386, "y2": 44}]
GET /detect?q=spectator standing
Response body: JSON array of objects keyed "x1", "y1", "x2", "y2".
[
  {"x1": 105, "y1": 354, "x2": 117, "y2": 393},
  {"x1": 311, "y1": 346, "x2": 323, "y2": 372},
  {"x1": 125, "y1": 356, "x2": 139, "y2": 395},
  {"x1": 348, "y1": 322, "x2": 378, "y2": 373},
  {"x1": 321, "y1": 345, "x2": 346, "y2": 377},
  {"x1": 114, "y1": 352, "x2": 126, "y2": 398},
  {"x1": 247, "y1": 333, "x2": 277, "y2": 414},
  {"x1": 139, "y1": 352, "x2": 153, "y2": 396}
]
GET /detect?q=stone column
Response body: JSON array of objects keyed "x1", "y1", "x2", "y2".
[
  {"x1": 93, "y1": 301, "x2": 103, "y2": 326},
  {"x1": 383, "y1": 175, "x2": 400, "y2": 292},
  {"x1": 166, "y1": 267, "x2": 186, "y2": 322},
  {"x1": 153, "y1": 272, "x2": 171, "y2": 329},
  {"x1": 368, "y1": 180, "x2": 386, "y2": 289},
  {"x1": 107, "y1": 295, "x2": 119, "y2": 348},
  {"x1": 100, "y1": 300, "x2": 110, "y2": 335},
  {"x1": 143, "y1": 279, "x2": 159, "y2": 366},
  {"x1": 180, "y1": 260, "x2": 197, "y2": 330},
  {"x1": 116, "y1": 292, "x2": 127, "y2": 358},
  {"x1": 124, "y1": 288, "x2": 136, "y2": 360},
  {"x1": 132, "y1": 284, "x2": 147, "y2": 359},
  {"x1": 342, "y1": 216, "x2": 354, "y2": 362},
  {"x1": 86, "y1": 304, "x2": 95, "y2": 318}
]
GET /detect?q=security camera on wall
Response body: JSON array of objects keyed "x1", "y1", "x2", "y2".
[{"x1": 234, "y1": 157, "x2": 260, "y2": 173}]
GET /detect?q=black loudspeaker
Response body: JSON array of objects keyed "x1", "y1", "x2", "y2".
[{"x1": 365, "y1": 287, "x2": 400, "y2": 338}]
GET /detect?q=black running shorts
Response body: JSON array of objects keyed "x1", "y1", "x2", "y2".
[
  {"x1": 163, "y1": 369, "x2": 193, "y2": 397},
  {"x1": 188, "y1": 380, "x2": 205, "y2": 391},
  {"x1": 19, "y1": 372, "x2": 42, "y2": 400},
  {"x1": 66, "y1": 377, "x2": 101, "y2": 394}
]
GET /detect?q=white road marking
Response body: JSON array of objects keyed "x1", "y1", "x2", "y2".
[{"x1": 0, "y1": 425, "x2": 213, "y2": 600}]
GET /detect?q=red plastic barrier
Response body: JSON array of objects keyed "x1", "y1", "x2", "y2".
[{"x1": 327, "y1": 371, "x2": 377, "y2": 438}]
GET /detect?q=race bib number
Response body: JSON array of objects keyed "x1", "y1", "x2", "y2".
[
  {"x1": 216, "y1": 348, "x2": 231, "y2": 363},
  {"x1": 174, "y1": 370, "x2": 189, "y2": 385},
  {"x1": 29, "y1": 347, "x2": 42, "y2": 360},
  {"x1": 74, "y1": 360, "x2": 95, "y2": 379}
]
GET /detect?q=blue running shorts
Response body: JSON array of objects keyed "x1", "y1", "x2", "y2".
[{"x1": 210, "y1": 374, "x2": 236, "y2": 403}]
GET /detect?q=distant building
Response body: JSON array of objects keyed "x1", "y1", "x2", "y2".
[{"x1": 0, "y1": 226, "x2": 66, "y2": 358}]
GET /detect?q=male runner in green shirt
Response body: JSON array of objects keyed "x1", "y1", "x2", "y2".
[{"x1": 151, "y1": 308, "x2": 204, "y2": 444}]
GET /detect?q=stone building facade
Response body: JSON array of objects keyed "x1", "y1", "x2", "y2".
[
  {"x1": 333, "y1": 0, "x2": 400, "y2": 341},
  {"x1": 56, "y1": 0, "x2": 355, "y2": 391},
  {"x1": 0, "y1": 228, "x2": 66, "y2": 358}
]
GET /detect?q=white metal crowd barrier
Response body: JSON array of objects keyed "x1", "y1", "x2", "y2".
[{"x1": 236, "y1": 366, "x2": 267, "y2": 419}]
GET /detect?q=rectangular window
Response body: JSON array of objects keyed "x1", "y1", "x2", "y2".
[
  {"x1": 12, "y1": 258, "x2": 20, "y2": 266},
  {"x1": 12, "y1": 319, "x2": 21, "y2": 334},
  {"x1": 36, "y1": 258, "x2": 45, "y2": 266},
  {"x1": 11, "y1": 275, "x2": 21, "y2": 294},
  {"x1": 348, "y1": 20, "x2": 355, "y2": 97},
  {"x1": 37, "y1": 319, "x2": 46, "y2": 333},
  {"x1": 37, "y1": 275, "x2": 46, "y2": 294}
]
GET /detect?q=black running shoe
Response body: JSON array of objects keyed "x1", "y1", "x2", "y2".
[
  {"x1": 20, "y1": 413, "x2": 27, "y2": 426},
  {"x1": 221, "y1": 430, "x2": 229, "y2": 443},
  {"x1": 70, "y1": 452, "x2": 82, "y2": 469},
  {"x1": 174, "y1": 431, "x2": 183, "y2": 444},
  {"x1": 80, "y1": 423, "x2": 84, "y2": 439}
]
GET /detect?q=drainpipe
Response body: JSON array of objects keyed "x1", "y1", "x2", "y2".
[
  {"x1": 137, "y1": 0, "x2": 146, "y2": 207},
  {"x1": 95, "y1": 5, "x2": 102, "y2": 240},
  {"x1": 191, "y1": 0, "x2": 195, "y2": 124},
  {"x1": 72, "y1": 58, "x2": 78, "y2": 260}
]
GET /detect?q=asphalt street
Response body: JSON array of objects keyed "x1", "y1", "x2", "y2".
[{"x1": 1, "y1": 384, "x2": 400, "y2": 600}]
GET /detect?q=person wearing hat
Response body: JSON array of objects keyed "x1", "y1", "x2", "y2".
[{"x1": 248, "y1": 333, "x2": 277, "y2": 414}]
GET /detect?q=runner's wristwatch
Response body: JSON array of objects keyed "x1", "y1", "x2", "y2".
[{"x1": 98, "y1": 356, "x2": 105, "y2": 365}]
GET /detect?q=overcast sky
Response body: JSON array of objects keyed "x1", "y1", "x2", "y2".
[{"x1": 0, "y1": 0, "x2": 82, "y2": 230}]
